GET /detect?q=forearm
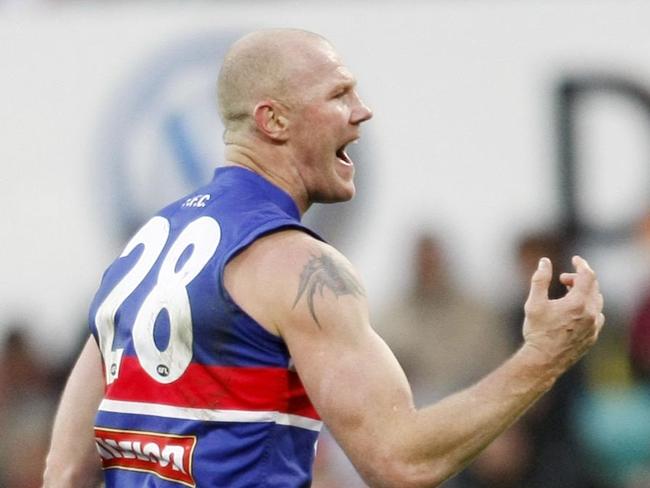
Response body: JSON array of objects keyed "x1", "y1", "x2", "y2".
[
  {"x1": 393, "y1": 344, "x2": 557, "y2": 486},
  {"x1": 43, "y1": 455, "x2": 102, "y2": 488},
  {"x1": 299, "y1": 328, "x2": 561, "y2": 488},
  {"x1": 43, "y1": 337, "x2": 105, "y2": 488},
  {"x1": 371, "y1": 257, "x2": 602, "y2": 487}
]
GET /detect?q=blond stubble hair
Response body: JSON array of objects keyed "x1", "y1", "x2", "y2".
[{"x1": 216, "y1": 28, "x2": 330, "y2": 135}]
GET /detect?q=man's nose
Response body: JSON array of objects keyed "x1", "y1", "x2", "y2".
[{"x1": 351, "y1": 93, "x2": 373, "y2": 124}]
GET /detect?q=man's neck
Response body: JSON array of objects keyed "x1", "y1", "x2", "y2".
[{"x1": 223, "y1": 138, "x2": 310, "y2": 216}]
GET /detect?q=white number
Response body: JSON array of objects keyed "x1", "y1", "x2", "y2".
[
  {"x1": 133, "y1": 217, "x2": 221, "y2": 383},
  {"x1": 94, "y1": 216, "x2": 221, "y2": 384},
  {"x1": 95, "y1": 217, "x2": 170, "y2": 384}
]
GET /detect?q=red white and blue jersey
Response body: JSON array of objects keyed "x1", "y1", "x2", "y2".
[{"x1": 88, "y1": 166, "x2": 323, "y2": 487}]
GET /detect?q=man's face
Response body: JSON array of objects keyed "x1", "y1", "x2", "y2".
[{"x1": 287, "y1": 41, "x2": 373, "y2": 204}]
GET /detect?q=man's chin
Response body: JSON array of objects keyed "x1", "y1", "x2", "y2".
[{"x1": 312, "y1": 183, "x2": 356, "y2": 204}]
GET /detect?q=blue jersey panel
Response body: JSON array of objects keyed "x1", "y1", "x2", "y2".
[{"x1": 88, "y1": 167, "x2": 323, "y2": 487}]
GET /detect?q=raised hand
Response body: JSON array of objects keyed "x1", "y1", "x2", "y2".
[{"x1": 522, "y1": 255, "x2": 605, "y2": 373}]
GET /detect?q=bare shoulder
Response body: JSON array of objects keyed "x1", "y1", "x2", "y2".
[{"x1": 224, "y1": 229, "x2": 367, "y2": 336}]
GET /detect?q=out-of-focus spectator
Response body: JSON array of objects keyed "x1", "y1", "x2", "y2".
[
  {"x1": 512, "y1": 230, "x2": 567, "y2": 303},
  {"x1": 374, "y1": 232, "x2": 511, "y2": 405},
  {"x1": 0, "y1": 324, "x2": 58, "y2": 488},
  {"x1": 570, "y1": 212, "x2": 650, "y2": 488},
  {"x1": 0, "y1": 325, "x2": 48, "y2": 405},
  {"x1": 1, "y1": 399, "x2": 54, "y2": 488},
  {"x1": 459, "y1": 423, "x2": 533, "y2": 488},
  {"x1": 460, "y1": 229, "x2": 592, "y2": 488},
  {"x1": 573, "y1": 383, "x2": 650, "y2": 488},
  {"x1": 629, "y1": 212, "x2": 650, "y2": 381},
  {"x1": 629, "y1": 292, "x2": 650, "y2": 380}
]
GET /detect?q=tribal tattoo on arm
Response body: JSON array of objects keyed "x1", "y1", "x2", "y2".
[{"x1": 292, "y1": 252, "x2": 365, "y2": 327}]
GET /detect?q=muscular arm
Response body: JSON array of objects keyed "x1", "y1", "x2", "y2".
[
  {"x1": 225, "y1": 230, "x2": 604, "y2": 488},
  {"x1": 43, "y1": 336, "x2": 104, "y2": 488}
]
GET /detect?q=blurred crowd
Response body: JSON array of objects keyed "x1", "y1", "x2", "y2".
[
  {"x1": 3, "y1": 221, "x2": 650, "y2": 487},
  {"x1": 0, "y1": 324, "x2": 76, "y2": 487}
]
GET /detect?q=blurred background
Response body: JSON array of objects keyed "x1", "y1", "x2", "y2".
[{"x1": 2, "y1": 0, "x2": 650, "y2": 486}]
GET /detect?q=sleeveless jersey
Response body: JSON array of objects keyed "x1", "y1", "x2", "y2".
[{"x1": 88, "y1": 166, "x2": 323, "y2": 487}]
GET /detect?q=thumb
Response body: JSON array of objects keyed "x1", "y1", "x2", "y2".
[{"x1": 527, "y1": 257, "x2": 552, "y2": 304}]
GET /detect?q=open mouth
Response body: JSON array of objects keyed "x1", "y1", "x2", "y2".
[{"x1": 336, "y1": 139, "x2": 358, "y2": 166}]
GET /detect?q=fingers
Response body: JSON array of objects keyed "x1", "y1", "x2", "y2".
[
  {"x1": 559, "y1": 272, "x2": 576, "y2": 289},
  {"x1": 568, "y1": 255, "x2": 597, "y2": 295},
  {"x1": 591, "y1": 312, "x2": 606, "y2": 343},
  {"x1": 559, "y1": 272, "x2": 575, "y2": 283},
  {"x1": 559, "y1": 271, "x2": 600, "y2": 292},
  {"x1": 526, "y1": 257, "x2": 552, "y2": 304},
  {"x1": 595, "y1": 291, "x2": 604, "y2": 313},
  {"x1": 566, "y1": 257, "x2": 604, "y2": 341},
  {"x1": 596, "y1": 312, "x2": 606, "y2": 331}
]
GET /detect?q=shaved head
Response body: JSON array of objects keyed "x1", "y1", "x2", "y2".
[
  {"x1": 217, "y1": 29, "x2": 334, "y2": 132},
  {"x1": 216, "y1": 28, "x2": 372, "y2": 210}
]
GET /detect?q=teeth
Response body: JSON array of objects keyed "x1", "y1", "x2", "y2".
[
  {"x1": 337, "y1": 149, "x2": 353, "y2": 166},
  {"x1": 336, "y1": 139, "x2": 358, "y2": 166}
]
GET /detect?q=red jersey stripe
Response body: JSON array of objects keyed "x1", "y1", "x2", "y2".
[{"x1": 105, "y1": 356, "x2": 320, "y2": 420}]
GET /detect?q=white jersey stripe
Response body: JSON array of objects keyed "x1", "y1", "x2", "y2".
[{"x1": 98, "y1": 399, "x2": 323, "y2": 432}]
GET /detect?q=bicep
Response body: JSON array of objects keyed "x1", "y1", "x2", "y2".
[
  {"x1": 226, "y1": 232, "x2": 416, "y2": 478},
  {"x1": 277, "y1": 244, "x2": 415, "y2": 476},
  {"x1": 285, "y1": 316, "x2": 414, "y2": 433}
]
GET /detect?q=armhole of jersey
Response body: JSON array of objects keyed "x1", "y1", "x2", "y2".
[
  {"x1": 87, "y1": 264, "x2": 113, "y2": 338},
  {"x1": 218, "y1": 221, "x2": 324, "y2": 344}
]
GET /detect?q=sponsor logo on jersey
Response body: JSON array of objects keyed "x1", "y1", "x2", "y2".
[{"x1": 95, "y1": 427, "x2": 197, "y2": 487}]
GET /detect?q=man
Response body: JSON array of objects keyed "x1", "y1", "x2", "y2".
[{"x1": 43, "y1": 29, "x2": 604, "y2": 487}]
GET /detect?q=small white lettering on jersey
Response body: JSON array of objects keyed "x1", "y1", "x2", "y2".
[{"x1": 182, "y1": 194, "x2": 210, "y2": 208}]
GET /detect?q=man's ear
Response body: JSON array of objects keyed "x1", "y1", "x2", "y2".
[{"x1": 253, "y1": 101, "x2": 289, "y2": 142}]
